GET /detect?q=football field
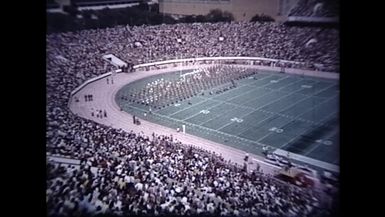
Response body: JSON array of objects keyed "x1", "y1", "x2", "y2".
[{"x1": 116, "y1": 70, "x2": 339, "y2": 167}]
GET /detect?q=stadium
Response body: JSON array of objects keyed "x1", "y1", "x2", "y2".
[{"x1": 47, "y1": 0, "x2": 340, "y2": 216}]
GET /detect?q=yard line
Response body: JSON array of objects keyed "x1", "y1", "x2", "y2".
[
  {"x1": 277, "y1": 80, "x2": 335, "y2": 113},
  {"x1": 277, "y1": 110, "x2": 338, "y2": 153},
  {"x1": 254, "y1": 108, "x2": 296, "y2": 120},
  {"x1": 273, "y1": 78, "x2": 307, "y2": 91},
  {"x1": 304, "y1": 142, "x2": 325, "y2": 156},
  {"x1": 155, "y1": 95, "x2": 207, "y2": 113},
  {"x1": 127, "y1": 104, "x2": 269, "y2": 149},
  {"x1": 202, "y1": 74, "x2": 276, "y2": 102},
  {"x1": 276, "y1": 94, "x2": 314, "y2": 112},
  {"x1": 167, "y1": 98, "x2": 210, "y2": 116},
  {"x1": 224, "y1": 86, "x2": 267, "y2": 102},
  {"x1": 256, "y1": 94, "x2": 338, "y2": 126},
  {"x1": 208, "y1": 98, "x2": 255, "y2": 110},
  {"x1": 199, "y1": 112, "x2": 227, "y2": 126},
  {"x1": 196, "y1": 74, "x2": 295, "y2": 112},
  {"x1": 316, "y1": 111, "x2": 338, "y2": 126},
  {"x1": 215, "y1": 108, "x2": 257, "y2": 131},
  {"x1": 234, "y1": 111, "x2": 276, "y2": 137},
  {"x1": 206, "y1": 86, "x2": 256, "y2": 102},
  {"x1": 298, "y1": 95, "x2": 339, "y2": 123},
  {"x1": 256, "y1": 119, "x2": 296, "y2": 143},
  {"x1": 245, "y1": 75, "x2": 300, "y2": 92},
  {"x1": 303, "y1": 127, "x2": 338, "y2": 156},
  {"x1": 243, "y1": 74, "x2": 285, "y2": 87},
  {"x1": 256, "y1": 91, "x2": 307, "y2": 113},
  {"x1": 181, "y1": 99, "x2": 228, "y2": 121},
  {"x1": 252, "y1": 91, "x2": 293, "y2": 111},
  {"x1": 293, "y1": 80, "x2": 336, "y2": 96},
  {"x1": 225, "y1": 75, "x2": 289, "y2": 101}
]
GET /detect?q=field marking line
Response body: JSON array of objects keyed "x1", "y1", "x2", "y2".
[
  {"x1": 255, "y1": 75, "x2": 294, "y2": 89},
  {"x1": 252, "y1": 90, "x2": 293, "y2": 111},
  {"x1": 214, "y1": 108, "x2": 257, "y2": 131},
  {"x1": 167, "y1": 98, "x2": 211, "y2": 117},
  {"x1": 287, "y1": 122, "x2": 336, "y2": 159},
  {"x1": 277, "y1": 79, "x2": 338, "y2": 114},
  {"x1": 258, "y1": 92, "x2": 309, "y2": 114},
  {"x1": 124, "y1": 104, "x2": 264, "y2": 149},
  {"x1": 293, "y1": 80, "x2": 336, "y2": 96},
  {"x1": 298, "y1": 95, "x2": 338, "y2": 124},
  {"x1": 207, "y1": 98, "x2": 255, "y2": 111},
  {"x1": 255, "y1": 118, "x2": 296, "y2": 144},
  {"x1": 181, "y1": 99, "x2": 229, "y2": 122},
  {"x1": 277, "y1": 111, "x2": 338, "y2": 160},
  {"x1": 234, "y1": 112, "x2": 277, "y2": 137},
  {"x1": 276, "y1": 77, "x2": 317, "y2": 92},
  {"x1": 314, "y1": 84, "x2": 340, "y2": 98}
]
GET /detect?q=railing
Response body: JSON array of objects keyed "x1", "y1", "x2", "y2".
[{"x1": 133, "y1": 56, "x2": 303, "y2": 69}]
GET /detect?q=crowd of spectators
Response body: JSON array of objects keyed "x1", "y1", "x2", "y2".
[
  {"x1": 47, "y1": 22, "x2": 339, "y2": 73},
  {"x1": 47, "y1": 126, "x2": 329, "y2": 217},
  {"x1": 47, "y1": 21, "x2": 339, "y2": 216},
  {"x1": 289, "y1": 0, "x2": 339, "y2": 18}
]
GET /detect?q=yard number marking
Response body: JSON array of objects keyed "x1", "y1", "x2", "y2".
[
  {"x1": 269, "y1": 127, "x2": 284, "y2": 133},
  {"x1": 316, "y1": 139, "x2": 333, "y2": 145},
  {"x1": 231, "y1": 117, "x2": 243, "y2": 123}
]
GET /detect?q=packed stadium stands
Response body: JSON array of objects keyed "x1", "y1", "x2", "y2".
[
  {"x1": 47, "y1": 21, "x2": 339, "y2": 216},
  {"x1": 47, "y1": 22, "x2": 339, "y2": 72},
  {"x1": 288, "y1": 0, "x2": 339, "y2": 18},
  {"x1": 47, "y1": 125, "x2": 329, "y2": 216}
]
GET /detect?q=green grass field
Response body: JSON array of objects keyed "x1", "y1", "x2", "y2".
[{"x1": 116, "y1": 69, "x2": 339, "y2": 166}]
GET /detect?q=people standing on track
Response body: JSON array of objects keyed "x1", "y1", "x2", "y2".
[
  {"x1": 244, "y1": 153, "x2": 249, "y2": 162},
  {"x1": 262, "y1": 145, "x2": 269, "y2": 156}
]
